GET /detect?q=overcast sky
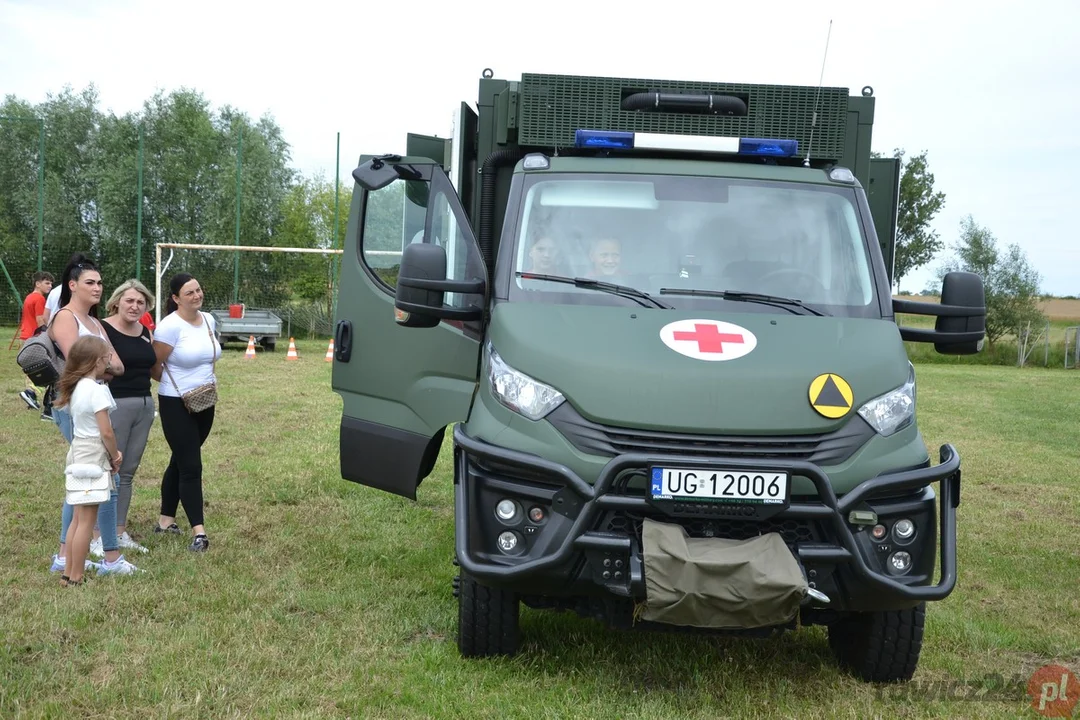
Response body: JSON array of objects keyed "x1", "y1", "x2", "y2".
[{"x1": 3, "y1": 0, "x2": 1077, "y2": 295}]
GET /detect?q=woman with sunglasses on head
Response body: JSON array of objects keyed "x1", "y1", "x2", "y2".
[{"x1": 45, "y1": 254, "x2": 139, "y2": 578}]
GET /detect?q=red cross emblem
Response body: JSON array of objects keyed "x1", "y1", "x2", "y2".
[
  {"x1": 672, "y1": 323, "x2": 745, "y2": 354},
  {"x1": 660, "y1": 319, "x2": 757, "y2": 362}
]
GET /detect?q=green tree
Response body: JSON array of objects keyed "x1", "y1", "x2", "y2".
[
  {"x1": 0, "y1": 84, "x2": 298, "y2": 324},
  {"x1": 274, "y1": 173, "x2": 351, "y2": 313},
  {"x1": 935, "y1": 215, "x2": 1044, "y2": 346},
  {"x1": 872, "y1": 149, "x2": 947, "y2": 292}
]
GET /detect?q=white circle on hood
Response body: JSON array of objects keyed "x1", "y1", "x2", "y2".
[{"x1": 659, "y1": 319, "x2": 757, "y2": 361}]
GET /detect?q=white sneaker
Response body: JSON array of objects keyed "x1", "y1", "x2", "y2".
[
  {"x1": 118, "y1": 532, "x2": 148, "y2": 554},
  {"x1": 49, "y1": 554, "x2": 101, "y2": 573},
  {"x1": 98, "y1": 555, "x2": 141, "y2": 575},
  {"x1": 89, "y1": 536, "x2": 104, "y2": 559}
]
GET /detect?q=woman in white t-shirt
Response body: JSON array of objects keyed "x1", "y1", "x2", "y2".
[{"x1": 151, "y1": 272, "x2": 221, "y2": 552}]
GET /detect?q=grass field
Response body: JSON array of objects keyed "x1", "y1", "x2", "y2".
[{"x1": 2, "y1": 333, "x2": 1079, "y2": 719}]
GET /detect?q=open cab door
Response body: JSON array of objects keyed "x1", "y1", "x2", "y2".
[{"x1": 332, "y1": 153, "x2": 487, "y2": 499}]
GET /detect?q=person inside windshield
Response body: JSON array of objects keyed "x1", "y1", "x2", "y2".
[
  {"x1": 587, "y1": 237, "x2": 622, "y2": 278},
  {"x1": 525, "y1": 234, "x2": 564, "y2": 275}
]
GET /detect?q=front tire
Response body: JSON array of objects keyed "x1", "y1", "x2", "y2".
[
  {"x1": 456, "y1": 572, "x2": 520, "y2": 658},
  {"x1": 827, "y1": 603, "x2": 925, "y2": 683}
]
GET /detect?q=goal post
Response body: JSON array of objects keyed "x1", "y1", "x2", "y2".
[{"x1": 154, "y1": 243, "x2": 348, "y2": 346}]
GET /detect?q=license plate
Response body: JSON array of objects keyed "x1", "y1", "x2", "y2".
[{"x1": 650, "y1": 467, "x2": 789, "y2": 504}]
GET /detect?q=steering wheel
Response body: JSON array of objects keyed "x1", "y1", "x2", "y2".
[{"x1": 757, "y1": 268, "x2": 828, "y2": 299}]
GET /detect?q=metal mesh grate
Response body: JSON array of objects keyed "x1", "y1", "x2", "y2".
[{"x1": 518, "y1": 73, "x2": 849, "y2": 160}]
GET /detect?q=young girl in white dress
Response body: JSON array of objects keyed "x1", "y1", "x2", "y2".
[{"x1": 52, "y1": 335, "x2": 123, "y2": 587}]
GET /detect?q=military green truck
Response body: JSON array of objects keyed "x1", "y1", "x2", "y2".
[{"x1": 331, "y1": 70, "x2": 986, "y2": 683}]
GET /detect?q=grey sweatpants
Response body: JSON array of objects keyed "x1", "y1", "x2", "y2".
[{"x1": 111, "y1": 395, "x2": 156, "y2": 527}]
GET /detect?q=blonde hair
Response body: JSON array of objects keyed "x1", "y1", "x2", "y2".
[
  {"x1": 105, "y1": 278, "x2": 156, "y2": 316},
  {"x1": 54, "y1": 336, "x2": 110, "y2": 409}
]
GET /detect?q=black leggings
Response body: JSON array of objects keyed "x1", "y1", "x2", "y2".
[{"x1": 159, "y1": 395, "x2": 215, "y2": 528}]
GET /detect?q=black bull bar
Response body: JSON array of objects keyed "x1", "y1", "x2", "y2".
[{"x1": 453, "y1": 425, "x2": 961, "y2": 601}]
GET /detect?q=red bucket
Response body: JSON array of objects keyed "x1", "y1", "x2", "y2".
[{"x1": 228, "y1": 304, "x2": 245, "y2": 318}]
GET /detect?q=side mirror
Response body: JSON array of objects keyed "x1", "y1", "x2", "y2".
[
  {"x1": 935, "y1": 272, "x2": 986, "y2": 355},
  {"x1": 352, "y1": 155, "x2": 402, "y2": 191},
  {"x1": 393, "y1": 243, "x2": 486, "y2": 328},
  {"x1": 893, "y1": 271, "x2": 986, "y2": 355}
]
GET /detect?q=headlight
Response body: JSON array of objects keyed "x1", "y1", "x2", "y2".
[
  {"x1": 487, "y1": 344, "x2": 565, "y2": 421},
  {"x1": 857, "y1": 364, "x2": 915, "y2": 436}
]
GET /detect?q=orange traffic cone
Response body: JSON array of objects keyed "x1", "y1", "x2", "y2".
[
  {"x1": 244, "y1": 336, "x2": 257, "y2": 359},
  {"x1": 325, "y1": 338, "x2": 335, "y2": 362},
  {"x1": 286, "y1": 337, "x2": 299, "y2": 360}
]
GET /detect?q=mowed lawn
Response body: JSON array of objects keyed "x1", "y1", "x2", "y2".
[{"x1": 1, "y1": 332, "x2": 1078, "y2": 719}]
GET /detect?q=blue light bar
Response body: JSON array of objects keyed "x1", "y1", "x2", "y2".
[
  {"x1": 574, "y1": 129, "x2": 799, "y2": 158},
  {"x1": 738, "y1": 138, "x2": 800, "y2": 157},
  {"x1": 575, "y1": 129, "x2": 635, "y2": 149}
]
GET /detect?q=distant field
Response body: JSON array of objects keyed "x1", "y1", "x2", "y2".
[
  {"x1": 1039, "y1": 298, "x2": 1080, "y2": 321},
  {"x1": 2, "y1": 330, "x2": 1078, "y2": 718}
]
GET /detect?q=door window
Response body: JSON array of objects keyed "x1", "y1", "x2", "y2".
[
  {"x1": 359, "y1": 177, "x2": 429, "y2": 292},
  {"x1": 427, "y1": 187, "x2": 484, "y2": 309},
  {"x1": 359, "y1": 173, "x2": 483, "y2": 306}
]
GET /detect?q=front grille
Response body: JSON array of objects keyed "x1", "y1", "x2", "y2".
[{"x1": 548, "y1": 403, "x2": 874, "y2": 466}]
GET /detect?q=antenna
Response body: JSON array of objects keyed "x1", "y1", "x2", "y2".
[{"x1": 804, "y1": 19, "x2": 833, "y2": 168}]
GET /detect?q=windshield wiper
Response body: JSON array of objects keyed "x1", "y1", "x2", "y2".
[
  {"x1": 518, "y1": 273, "x2": 673, "y2": 309},
  {"x1": 658, "y1": 288, "x2": 827, "y2": 317}
]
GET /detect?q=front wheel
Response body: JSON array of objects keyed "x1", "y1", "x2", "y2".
[
  {"x1": 827, "y1": 603, "x2": 926, "y2": 683},
  {"x1": 455, "y1": 572, "x2": 520, "y2": 658}
]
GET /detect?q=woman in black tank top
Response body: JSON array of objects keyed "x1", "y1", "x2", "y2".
[{"x1": 102, "y1": 280, "x2": 159, "y2": 555}]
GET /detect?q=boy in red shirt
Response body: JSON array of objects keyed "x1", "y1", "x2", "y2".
[{"x1": 19, "y1": 271, "x2": 54, "y2": 412}]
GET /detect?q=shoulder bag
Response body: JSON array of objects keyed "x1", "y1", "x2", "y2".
[
  {"x1": 65, "y1": 462, "x2": 112, "y2": 506},
  {"x1": 163, "y1": 312, "x2": 219, "y2": 413}
]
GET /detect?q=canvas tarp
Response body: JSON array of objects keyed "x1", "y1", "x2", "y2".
[{"x1": 640, "y1": 517, "x2": 808, "y2": 629}]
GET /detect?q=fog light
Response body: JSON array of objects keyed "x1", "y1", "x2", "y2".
[
  {"x1": 888, "y1": 551, "x2": 912, "y2": 574},
  {"x1": 495, "y1": 499, "x2": 517, "y2": 522},
  {"x1": 894, "y1": 518, "x2": 915, "y2": 540},
  {"x1": 497, "y1": 531, "x2": 519, "y2": 553},
  {"x1": 872, "y1": 524, "x2": 888, "y2": 540},
  {"x1": 528, "y1": 507, "x2": 545, "y2": 523}
]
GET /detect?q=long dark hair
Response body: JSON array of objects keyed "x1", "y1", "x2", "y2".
[
  {"x1": 57, "y1": 253, "x2": 102, "y2": 318},
  {"x1": 164, "y1": 272, "x2": 195, "y2": 316},
  {"x1": 53, "y1": 335, "x2": 110, "y2": 409}
]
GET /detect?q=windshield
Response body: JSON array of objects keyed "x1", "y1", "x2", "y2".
[{"x1": 505, "y1": 173, "x2": 880, "y2": 317}]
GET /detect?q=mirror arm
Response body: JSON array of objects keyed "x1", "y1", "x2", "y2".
[
  {"x1": 899, "y1": 328, "x2": 986, "y2": 343},
  {"x1": 395, "y1": 299, "x2": 483, "y2": 321},
  {"x1": 392, "y1": 164, "x2": 424, "y2": 180},
  {"x1": 892, "y1": 299, "x2": 986, "y2": 318},
  {"x1": 370, "y1": 154, "x2": 402, "y2": 169},
  {"x1": 398, "y1": 276, "x2": 485, "y2": 294}
]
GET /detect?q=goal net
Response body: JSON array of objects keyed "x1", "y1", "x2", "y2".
[{"x1": 154, "y1": 243, "x2": 344, "y2": 350}]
